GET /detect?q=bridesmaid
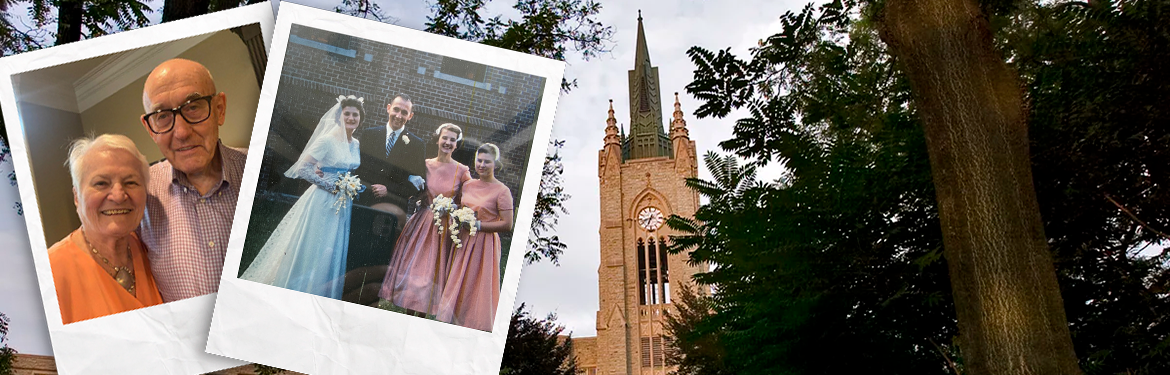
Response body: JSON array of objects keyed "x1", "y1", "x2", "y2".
[
  {"x1": 378, "y1": 123, "x2": 471, "y2": 316},
  {"x1": 437, "y1": 143, "x2": 513, "y2": 331}
]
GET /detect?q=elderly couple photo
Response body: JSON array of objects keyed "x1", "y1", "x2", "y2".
[
  {"x1": 238, "y1": 92, "x2": 514, "y2": 332},
  {"x1": 46, "y1": 57, "x2": 248, "y2": 325}
]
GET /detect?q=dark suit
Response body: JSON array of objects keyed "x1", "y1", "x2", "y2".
[{"x1": 354, "y1": 124, "x2": 427, "y2": 208}]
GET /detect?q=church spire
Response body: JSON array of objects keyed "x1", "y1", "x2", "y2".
[
  {"x1": 634, "y1": 11, "x2": 652, "y2": 102},
  {"x1": 604, "y1": 99, "x2": 620, "y2": 148},
  {"x1": 625, "y1": 11, "x2": 671, "y2": 160},
  {"x1": 670, "y1": 92, "x2": 689, "y2": 141}
]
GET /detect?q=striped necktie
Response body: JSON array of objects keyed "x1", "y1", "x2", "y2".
[{"x1": 385, "y1": 130, "x2": 397, "y2": 156}]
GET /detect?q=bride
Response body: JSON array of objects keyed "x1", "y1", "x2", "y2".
[{"x1": 240, "y1": 95, "x2": 365, "y2": 299}]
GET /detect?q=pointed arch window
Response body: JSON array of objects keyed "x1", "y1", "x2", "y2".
[
  {"x1": 637, "y1": 238, "x2": 647, "y2": 305},
  {"x1": 638, "y1": 236, "x2": 671, "y2": 305}
]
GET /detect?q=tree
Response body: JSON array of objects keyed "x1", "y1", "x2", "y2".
[
  {"x1": 873, "y1": 0, "x2": 1082, "y2": 373},
  {"x1": 674, "y1": 0, "x2": 1168, "y2": 374},
  {"x1": 425, "y1": 0, "x2": 614, "y2": 91},
  {"x1": 498, "y1": 303, "x2": 577, "y2": 375},
  {"x1": 1, "y1": 312, "x2": 17, "y2": 375},
  {"x1": 996, "y1": 2, "x2": 1170, "y2": 372},
  {"x1": 333, "y1": 0, "x2": 396, "y2": 23},
  {"x1": 27, "y1": 0, "x2": 152, "y2": 45},
  {"x1": 161, "y1": 0, "x2": 255, "y2": 22},
  {"x1": 527, "y1": 139, "x2": 570, "y2": 265},
  {"x1": 662, "y1": 283, "x2": 731, "y2": 375},
  {"x1": 0, "y1": 0, "x2": 46, "y2": 55}
]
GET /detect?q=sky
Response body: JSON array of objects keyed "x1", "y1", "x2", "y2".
[{"x1": 0, "y1": 0, "x2": 805, "y2": 355}]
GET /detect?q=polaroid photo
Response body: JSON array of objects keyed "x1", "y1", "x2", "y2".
[
  {"x1": 0, "y1": 3, "x2": 274, "y2": 374},
  {"x1": 206, "y1": 2, "x2": 565, "y2": 374}
]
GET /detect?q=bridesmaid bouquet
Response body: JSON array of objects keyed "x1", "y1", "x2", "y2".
[
  {"x1": 449, "y1": 207, "x2": 478, "y2": 248},
  {"x1": 432, "y1": 195, "x2": 457, "y2": 229},
  {"x1": 431, "y1": 195, "x2": 478, "y2": 248},
  {"x1": 332, "y1": 172, "x2": 363, "y2": 214}
]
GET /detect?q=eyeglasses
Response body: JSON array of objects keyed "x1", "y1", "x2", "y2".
[{"x1": 142, "y1": 95, "x2": 215, "y2": 134}]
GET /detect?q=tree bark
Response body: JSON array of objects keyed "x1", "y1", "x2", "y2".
[
  {"x1": 55, "y1": 0, "x2": 83, "y2": 45},
  {"x1": 875, "y1": 1, "x2": 1082, "y2": 374},
  {"x1": 162, "y1": 0, "x2": 212, "y2": 22}
]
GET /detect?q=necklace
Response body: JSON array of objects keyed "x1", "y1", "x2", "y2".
[{"x1": 81, "y1": 230, "x2": 135, "y2": 295}]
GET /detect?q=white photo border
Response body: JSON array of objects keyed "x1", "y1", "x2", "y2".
[
  {"x1": 206, "y1": 3, "x2": 564, "y2": 374},
  {"x1": 0, "y1": 3, "x2": 274, "y2": 374}
]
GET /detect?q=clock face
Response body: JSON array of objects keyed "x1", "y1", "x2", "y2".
[{"x1": 638, "y1": 207, "x2": 665, "y2": 231}]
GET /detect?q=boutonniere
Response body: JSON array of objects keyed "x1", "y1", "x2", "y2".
[{"x1": 402, "y1": 135, "x2": 410, "y2": 145}]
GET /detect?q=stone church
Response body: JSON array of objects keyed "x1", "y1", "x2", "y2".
[{"x1": 571, "y1": 13, "x2": 705, "y2": 375}]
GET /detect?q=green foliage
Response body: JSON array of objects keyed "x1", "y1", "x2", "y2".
[
  {"x1": 425, "y1": 0, "x2": 614, "y2": 91},
  {"x1": 662, "y1": 283, "x2": 732, "y2": 375},
  {"x1": 1, "y1": 312, "x2": 16, "y2": 375},
  {"x1": 670, "y1": 0, "x2": 1169, "y2": 374},
  {"x1": 161, "y1": 0, "x2": 256, "y2": 23},
  {"x1": 998, "y1": 2, "x2": 1170, "y2": 373},
  {"x1": 499, "y1": 303, "x2": 577, "y2": 375},
  {"x1": 29, "y1": 0, "x2": 152, "y2": 43}
]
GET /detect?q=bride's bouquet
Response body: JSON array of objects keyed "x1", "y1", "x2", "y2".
[
  {"x1": 431, "y1": 195, "x2": 479, "y2": 248},
  {"x1": 332, "y1": 172, "x2": 363, "y2": 214}
]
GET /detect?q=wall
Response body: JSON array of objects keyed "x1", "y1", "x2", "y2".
[
  {"x1": 19, "y1": 102, "x2": 85, "y2": 244},
  {"x1": 80, "y1": 29, "x2": 259, "y2": 163}
]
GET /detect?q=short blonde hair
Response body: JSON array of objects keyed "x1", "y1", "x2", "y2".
[
  {"x1": 476, "y1": 143, "x2": 503, "y2": 172},
  {"x1": 434, "y1": 123, "x2": 463, "y2": 142},
  {"x1": 66, "y1": 134, "x2": 150, "y2": 191}
]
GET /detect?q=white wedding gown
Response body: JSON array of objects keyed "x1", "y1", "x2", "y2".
[{"x1": 240, "y1": 135, "x2": 360, "y2": 299}]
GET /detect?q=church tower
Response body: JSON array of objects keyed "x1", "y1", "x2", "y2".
[{"x1": 578, "y1": 12, "x2": 703, "y2": 375}]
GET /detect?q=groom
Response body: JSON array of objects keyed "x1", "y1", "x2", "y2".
[{"x1": 355, "y1": 93, "x2": 427, "y2": 230}]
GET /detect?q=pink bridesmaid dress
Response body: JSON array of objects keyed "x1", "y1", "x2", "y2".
[
  {"x1": 379, "y1": 159, "x2": 471, "y2": 314},
  {"x1": 437, "y1": 179, "x2": 513, "y2": 331}
]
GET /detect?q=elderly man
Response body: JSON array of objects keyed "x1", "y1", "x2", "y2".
[{"x1": 138, "y1": 58, "x2": 247, "y2": 302}]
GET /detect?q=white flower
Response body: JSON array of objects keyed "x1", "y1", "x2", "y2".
[
  {"x1": 331, "y1": 172, "x2": 363, "y2": 214},
  {"x1": 402, "y1": 135, "x2": 410, "y2": 145},
  {"x1": 448, "y1": 207, "x2": 479, "y2": 248}
]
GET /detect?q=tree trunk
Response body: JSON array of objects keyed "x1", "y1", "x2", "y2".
[
  {"x1": 875, "y1": 1, "x2": 1082, "y2": 374},
  {"x1": 162, "y1": 0, "x2": 212, "y2": 22},
  {"x1": 56, "y1": 0, "x2": 83, "y2": 44}
]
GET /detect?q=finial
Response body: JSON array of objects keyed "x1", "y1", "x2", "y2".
[
  {"x1": 606, "y1": 98, "x2": 617, "y2": 127},
  {"x1": 638, "y1": 10, "x2": 642, "y2": 21},
  {"x1": 674, "y1": 92, "x2": 679, "y2": 104}
]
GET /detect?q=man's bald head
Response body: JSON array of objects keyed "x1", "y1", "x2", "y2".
[
  {"x1": 139, "y1": 58, "x2": 227, "y2": 180},
  {"x1": 142, "y1": 58, "x2": 217, "y2": 112}
]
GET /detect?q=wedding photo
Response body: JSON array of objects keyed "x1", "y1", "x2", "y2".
[
  {"x1": 235, "y1": 23, "x2": 545, "y2": 332},
  {"x1": 206, "y1": 6, "x2": 562, "y2": 373},
  {"x1": 0, "y1": 3, "x2": 272, "y2": 374}
]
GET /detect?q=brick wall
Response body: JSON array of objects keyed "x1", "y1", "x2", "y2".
[
  {"x1": 266, "y1": 24, "x2": 546, "y2": 198},
  {"x1": 11, "y1": 354, "x2": 56, "y2": 375}
]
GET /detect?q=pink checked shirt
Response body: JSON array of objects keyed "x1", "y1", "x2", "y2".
[{"x1": 139, "y1": 143, "x2": 246, "y2": 302}]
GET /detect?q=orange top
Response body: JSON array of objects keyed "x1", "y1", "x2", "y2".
[{"x1": 48, "y1": 229, "x2": 164, "y2": 324}]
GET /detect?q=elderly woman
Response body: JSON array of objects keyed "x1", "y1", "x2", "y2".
[{"x1": 49, "y1": 134, "x2": 163, "y2": 324}]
